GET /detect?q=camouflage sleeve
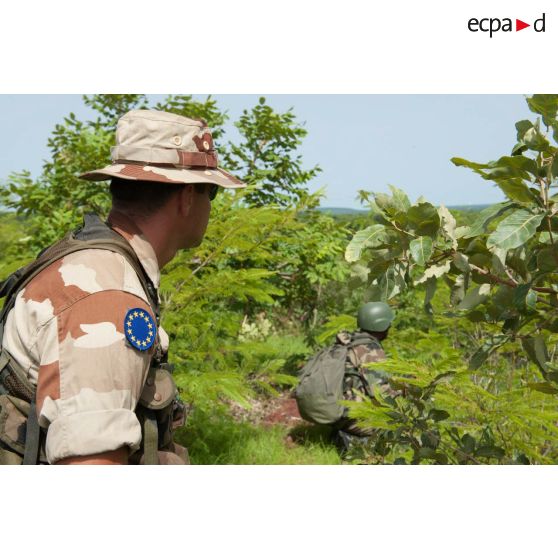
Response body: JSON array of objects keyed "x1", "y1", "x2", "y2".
[
  {"x1": 350, "y1": 344, "x2": 386, "y2": 366},
  {"x1": 35, "y1": 290, "x2": 155, "y2": 464}
]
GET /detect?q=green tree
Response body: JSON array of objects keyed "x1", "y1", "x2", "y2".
[
  {"x1": 346, "y1": 95, "x2": 558, "y2": 373},
  {"x1": 221, "y1": 97, "x2": 321, "y2": 207},
  {"x1": 340, "y1": 94, "x2": 558, "y2": 463}
]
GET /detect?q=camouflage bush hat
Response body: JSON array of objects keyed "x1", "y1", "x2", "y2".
[{"x1": 80, "y1": 109, "x2": 246, "y2": 189}]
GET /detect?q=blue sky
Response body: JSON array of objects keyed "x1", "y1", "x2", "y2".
[{"x1": 0, "y1": 94, "x2": 535, "y2": 208}]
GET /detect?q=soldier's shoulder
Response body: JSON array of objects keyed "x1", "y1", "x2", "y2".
[
  {"x1": 336, "y1": 331, "x2": 352, "y2": 345},
  {"x1": 358, "y1": 343, "x2": 386, "y2": 363},
  {"x1": 19, "y1": 248, "x2": 148, "y2": 318}
]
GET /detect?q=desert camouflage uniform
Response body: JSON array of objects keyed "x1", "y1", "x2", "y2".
[{"x1": 1, "y1": 210, "x2": 184, "y2": 464}]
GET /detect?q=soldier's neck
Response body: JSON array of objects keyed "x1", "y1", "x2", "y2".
[
  {"x1": 133, "y1": 216, "x2": 179, "y2": 269},
  {"x1": 108, "y1": 209, "x2": 179, "y2": 269}
]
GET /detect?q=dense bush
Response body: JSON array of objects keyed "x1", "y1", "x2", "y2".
[{"x1": 341, "y1": 95, "x2": 558, "y2": 463}]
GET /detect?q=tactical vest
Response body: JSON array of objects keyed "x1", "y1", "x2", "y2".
[{"x1": 0, "y1": 214, "x2": 185, "y2": 465}]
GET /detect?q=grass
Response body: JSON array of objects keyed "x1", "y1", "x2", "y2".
[{"x1": 175, "y1": 408, "x2": 342, "y2": 465}]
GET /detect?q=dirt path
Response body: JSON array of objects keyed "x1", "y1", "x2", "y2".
[{"x1": 229, "y1": 392, "x2": 305, "y2": 428}]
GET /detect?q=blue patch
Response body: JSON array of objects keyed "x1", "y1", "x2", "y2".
[{"x1": 124, "y1": 308, "x2": 156, "y2": 352}]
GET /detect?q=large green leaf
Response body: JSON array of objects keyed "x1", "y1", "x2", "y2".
[
  {"x1": 428, "y1": 409, "x2": 450, "y2": 422},
  {"x1": 496, "y1": 179, "x2": 538, "y2": 204},
  {"x1": 382, "y1": 266, "x2": 406, "y2": 300},
  {"x1": 489, "y1": 285, "x2": 516, "y2": 320},
  {"x1": 453, "y1": 252, "x2": 470, "y2": 272},
  {"x1": 506, "y1": 247, "x2": 530, "y2": 280},
  {"x1": 424, "y1": 276, "x2": 437, "y2": 315},
  {"x1": 526, "y1": 95, "x2": 558, "y2": 128},
  {"x1": 345, "y1": 224, "x2": 385, "y2": 262},
  {"x1": 367, "y1": 257, "x2": 392, "y2": 282},
  {"x1": 515, "y1": 119, "x2": 534, "y2": 141},
  {"x1": 388, "y1": 184, "x2": 411, "y2": 212},
  {"x1": 415, "y1": 261, "x2": 451, "y2": 285},
  {"x1": 452, "y1": 155, "x2": 536, "y2": 181},
  {"x1": 486, "y1": 209, "x2": 545, "y2": 251},
  {"x1": 475, "y1": 446, "x2": 505, "y2": 460},
  {"x1": 527, "y1": 382, "x2": 558, "y2": 395},
  {"x1": 468, "y1": 335, "x2": 509, "y2": 370},
  {"x1": 451, "y1": 157, "x2": 487, "y2": 171},
  {"x1": 438, "y1": 205, "x2": 457, "y2": 249},
  {"x1": 450, "y1": 274, "x2": 467, "y2": 306},
  {"x1": 463, "y1": 202, "x2": 517, "y2": 238},
  {"x1": 373, "y1": 186, "x2": 410, "y2": 223},
  {"x1": 484, "y1": 158, "x2": 535, "y2": 181},
  {"x1": 406, "y1": 202, "x2": 440, "y2": 238},
  {"x1": 515, "y1": 118, "x2": 550, "y2": 152},
  {"x1": 374, "y1": 193, "x2": 395, "y2": 213},
  {"x1": 409, "y1": 236, "x2": 433, "y2": 266},
  {"x1": 511, "y1": 141, "x2": 528, "y2": 156},
  {"x1": 349, "y1": 263, "x2": 370, "y2": 284},
  {"x1": 513, "y1": 284, "x2": 537, "y2": 312},
  {"x1": 521, "y1": 336, "x2": 550, "y2": 376},
  {"x1": 366, "y1": 266, "x2": 406, "y2": 301},
  {"x1": 537, "y1": 246, "x2": 558, "y2": 273},
  {"x1": 416, "y1": 447, "x2": 448, "y2": 464},
  {"x1": 524, "y1": 126, "x2": 550, "y2": 152},
  {"x1": 490, "y1": 247, "x2": 507, "y2": 275},
  {"x1": 457, "y1": 284, "x2": 490, "y2": 311}
]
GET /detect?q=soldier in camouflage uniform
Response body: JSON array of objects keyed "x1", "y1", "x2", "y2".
[
  {"x1": 334, "y1": 302, "x2": 396, "y2": 443},
  {"x1": 0, "y1": 109, "x2": 245, "y2": 464}
]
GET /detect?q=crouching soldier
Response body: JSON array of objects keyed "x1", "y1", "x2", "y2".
[{"x1": 295, "y1": 301, "x2": 397, "y2": 454}]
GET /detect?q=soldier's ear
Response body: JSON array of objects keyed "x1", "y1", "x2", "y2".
[{"x1": 177, "y1": 184, "x2": 194, "y2": 217}]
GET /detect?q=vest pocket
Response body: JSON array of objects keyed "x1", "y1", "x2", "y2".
[{"x1": 0, "y1": 395, "x2": 48, "y2": 464}]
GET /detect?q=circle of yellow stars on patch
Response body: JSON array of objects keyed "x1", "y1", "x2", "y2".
[{"x1": 124, "y1": 307, "x2": 156, "y2": 352}]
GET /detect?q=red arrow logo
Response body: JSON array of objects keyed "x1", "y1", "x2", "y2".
[{"x1": 516, "y1": 19, "x2": 530, "y2": 31}]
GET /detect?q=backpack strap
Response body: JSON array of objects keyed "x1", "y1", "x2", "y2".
[
  {"x1": 142, "y1": 409, "x2": 159, "y2": 465},
  {"x1": 22, "y1": 400, "x2": 41, "y2": 465}
]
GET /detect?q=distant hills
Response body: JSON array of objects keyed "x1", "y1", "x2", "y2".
[
  {"x1": 318, "y1": 205, "x2": 490, "y2": 215},
  {"x1": 317, "y1": 207, "x2": 366, "y2": 215}
]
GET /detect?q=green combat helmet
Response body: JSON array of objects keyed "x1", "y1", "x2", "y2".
[{"x1": 357, "y1": 301, "x2": 395, "y2": 333}]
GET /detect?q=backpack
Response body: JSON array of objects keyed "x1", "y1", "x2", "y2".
[
  {"x1": 295, "y1": 332, "x2": 375, "y2": 425},
  {"x1": 0, "y1": 213, "x2": 160, "y2": 464}
]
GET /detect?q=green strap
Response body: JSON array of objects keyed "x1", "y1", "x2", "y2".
[
  {"x1": 143, "y1": 410, "x2": 159, "y2": 465},
  {"x1": 0, "y1": 447, "x2": 22, "y2": 465},
  {"x1": 23, "y1": 400, "x2": 41, "y2": 465}
]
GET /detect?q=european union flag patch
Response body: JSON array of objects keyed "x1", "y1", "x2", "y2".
[{"x1": 124, "y1": 308, "x2": 156, "y2": 351}]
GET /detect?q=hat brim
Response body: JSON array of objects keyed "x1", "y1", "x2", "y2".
[{"x1": 79, "y1": 163, "x2": 245, "y2": 189}]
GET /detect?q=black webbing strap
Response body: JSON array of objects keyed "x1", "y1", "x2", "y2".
[{"x1": 22, "y1": 400, "x2": 41, "y2": 465}]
